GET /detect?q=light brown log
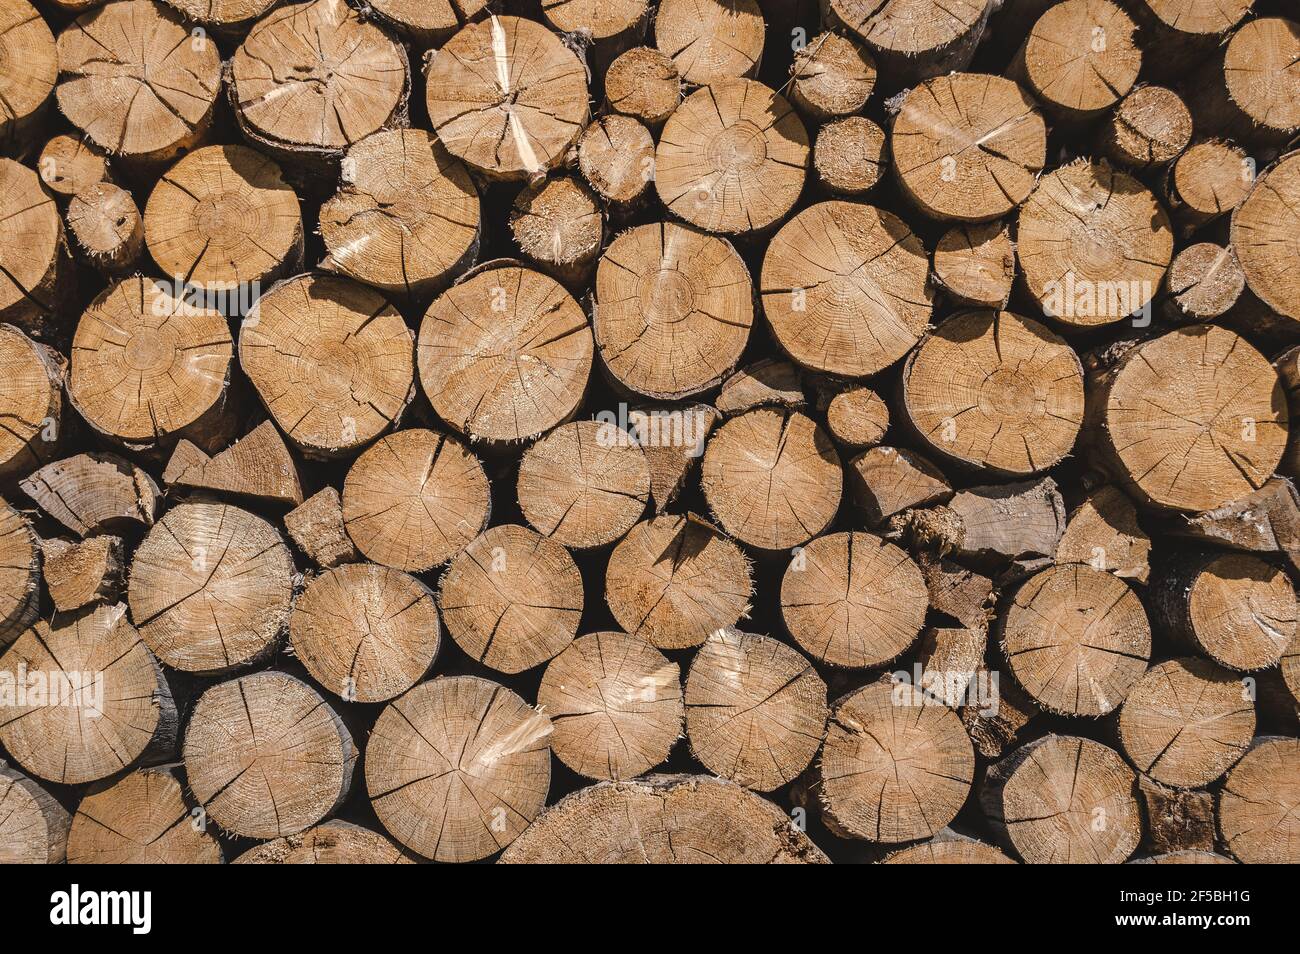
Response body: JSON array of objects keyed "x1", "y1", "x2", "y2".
[
  {"x1": 517, "y1": 419, "x2": 650, "y2": 549},
  {"x1": 577, "y1": 115, "x2": 655, "y2": 209},
  {"x1": 0, "y1": 324, "x2": 63, "y2": 484},
  {"x1": 1232, "y1": 150, "x2": 1300, "y2": 323},
  {"x1": 342, "y1": 428, "x2": 490, "y2": 572},
  {"x1": 685, "y1": 629, "x2": 827, "y2": 791},
  {"x1": 0, "y1": 762, "x2": 69, "y2": 864},
  {"x1": 781, "y1": 530, "x2": 928, "y2": 668},
  {"x1": 284, "y1": 486, "x2": 359, "y2": 569},
  {"x1": 655, "y1": 79, "x2": 808, "y2": 235},
  {"x1": 230, "y1": 0, "x2": 410, "y2": 166},
  {"x1": 69, "y1": 276, "x2": 234, "y2": 453},
  {"x1": 366, "y1": 675, "x2": 552, "y2": 862},
  {"x1": 68, "y1": 765, "x2": 222, "y2": 864},
  {"x1": 509, "y1": 176, "x2": 603, "y2": 286},
  {"x1": 1131, "y1": 850, "x2": 1236, "y2": 864},
  {"x1": 847, "y1": 445, "x2": 951, "y2": 527},
  {"x1": 702, "y1": 408, "x2": 842, "y2": 550},
  {"x1": 913, "y1": 625, "x2": 986, "y2": 706},
  {"x1": 419, "y1": 264, "x2": 592, "y2": 442},
  {"x1": 366, "y1": 0, "x2": 488, "y2": 47},
  {"x1": 654, "y1": 0, "x2": 763, "y2": 86},
  {"x1": 961, "y1": 661, "x2": 1038, "y2": 758},
  {"x1": 1218, "y1": 736, "x2": 1300, "y2": 863},
  {"x1": 1151, "y1": 551, "x2": 1296, "y2": 672},
  {"x1": 41, "y1": 534, "x2": 122, "y2": 612},
  {"x1": 982, "y1": 734, "x2": 1140, "y2": 863},
  {"x1": 819, "y1": 679, "x2": 974, "y2": 842},
  {"x1": 1162, "y1": 242, "x2": 1245, "y2": 322},
  {"x1": 594, "y1": 223, "x2": 752, "y2": 400},
  {"x1": 0, "y1": 0, "x2": 55, "y2": 153},
  {"x1": 932, "y1": 221, "x2": 1015, "y2": 308},
  {"x1": 1161, "y1": 477, "x2": 1300, "y2": 573},
  {"x1": 66, "y1": 182, "x2": 141, "y2": 275},
  {"x1": 541, "y1": 0, "x2": 648, "y2": 69},
  {"x1": 290, "y1": 562, "x2": 440, "y2": 702},
  {"x1": 426, "y1": 15, "x2": 589, "y2": 181},
  {"x1": 789, "y1": 31, "x2": 874, "y2": 122},
  {"x1": 0, "y1": 158, "x2": 65, "y2": 333},
  {"x1": 537, "y1": 630, "x2": 683, "y2": 781},
  {"x1": 604, "y1": 46, "x2": 681, "y2": 128},
  {"x1": 163, "y1": 420, "x2": 303, "y2": 507},
  {"x1": 1056, "y1": 485, "x2": 1151, "y2": 583},
  {"x1": 127, "y1": 500, "x2": 295, "y2": 674},
  {"x1": 628, "y1": 403, "x2": 718, "y2": 510},
  {"x1": 827, "y1": 0, "x2": 992, "y2": 86},
  {"x1": 1188, "y1": 18, "x2": 1300, "y2": 147},
  {"x1": 160, "y1": 0, "x2": 277, "y2": 36},
  {"x1": 716, "y1": 359, "x2": 805, "y2": 415},
  {"x1": 1098, "y1": 85, "x2": 1191, "y2": 170},
  {"x1": 944, "y1": 475, "x2": 1067, "y2": 567},
  {"x1": 813, "y1": 115, "x2": 886, "y2": 197},
  {"x1": 184, "y1": 671, "x2": 357, "y2": 839},
  {"x1": 20, "y1": 452, "x2": 159, "y2": 536},
  {"x1": 500, "y1": 774, "x2": 829, "y2": 863},
  {"x1": 1125, "y1": 0, "x2": 1249, "y2": 81},
  {"x1": 437, "y1": 523, "x2": 582, "y2": 673},
  {"x1": 918, "y1": 556, "x2": 993, "y2": 630},
  {"x1": 0, "y1": 603, "x2": 177, "y2": 785},
  {"x1": 821, "y1": 385, "x2": 889, "y2": 452},
  {"x1": 884, "y1": 831, "x2": 1015, "y2": 864},
  {"x1": 1090, "y1": 325, "x2": 1287, "y2": 512},
  {"x1": 902, "y1": 310, "x2": 1084, "y2": 476},
  {"x1": 1136, "y1": 775, "x2": 1217, "y2": 857},
  {"x1": 240, "y1": 273, "x2": 414, "y2": 459},
  {"x1": 37, "y1": 134, "x2": 106, "y2": 199},
  {"x1": 56, "y1": 0, "x2": 221, "y2": 167},
  {"x1": 234, "y1": 820, "x2": 413, "y2": 864},
  {"x1": 1165, "y1": 139, "x2": 1252, "y2": 233}
]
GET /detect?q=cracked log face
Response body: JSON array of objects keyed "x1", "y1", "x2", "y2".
[
  {"x1": 230, "y1": 0, "x2": 409, "y2": 161},
  {"x1": 1164, "y1": 242, "x2": 1244, "y2": 320},
  {"x1": 438, "y1": 523, "x2": 582, "y2": 674},
  {"x1": 366, "y1": 675, "x2": 552, "y2": 862},
  {"x1": 1169, "y1": 140, "x2": 1251, "y2": 231},
  {"x1": 341, "y1": 428, "x2": 490, "y2": 573},
  {"x1": 820, "y1": 679, "x2": 975, "y2": 843},
  {"x1": 425, "y1": 15, "x2": 589, "y2": 181},
  {"x1": 814, "y1": 115, "x2": 886, "y2": 196},
  {"x1": 290, "y1": 562, "x2": 441, "y2": 702},
  {"x1": 654, "y1": 0, "x2": 764, "y2": 86},
  {"x1": 604, "y1": 46, "x2": 681, "y2": 128},
  {"x1": 0, "y1": 499, "x2": 38, "y2": 649},
  {"x1": 20, "y1": 452, "x2": 159, "y2": 537},
  {"x1": 500, "y1": 773, "x2": 830, "y2": 863},
  {"x1": 828, "y1": 0, "x2": 989, "y2": 83},
  {"x1": 367, "y1": 0, "x2": 488, "y2": 47},
  {"x1": 702, "y1": 408, "x2": 841, "y2": 551},
  {"x1": 55, "y1": 0, "x2": 221, "y2": 165},
  {"x1": 68, "y1": 766, "x2": 223, "y2": 864},
  {"x1": 37, "y1": 134, "x2": 107, "y2": 198},
  {"x1": 1096, "y1": 325, "x2": 1287, "y2": 513},
  {"x1": 933, "y1": 221, "x2": 1015, "y2": 307},
  {"x1": 239, "y1": 273, "x2": 414, "y2": 459},
  {"x1": 594, "y1": 222, "x2": 752, "y2": 400},
  {"x1": 1232, "y1": 150, "x2": 1300, "y2": 322},
  {"x1": 127, "y1": 500, "x2": 294, "y2": 674},
  {"x1": 0, "y1": 325, "x2": 62, "y2": 483},
  {"x1": 1015, "y1": 0, "x2": 1140, "y2": 120},
  {"x1": 1100, "y1": 85, "x2": 1191, "y2": 170},
  {"x1": 320, "y1": 129, "x2": 479, "y2": 302},
  {"x1": 418, "y1": 266, "x2": 592, "y2": 443},
  {"x1": 537, "y1": 630, "x2": 683, "y2": 781},
  {"x1": 789, "y1": 31, "x2": 875, "y2": 122},
  {"x1": 184, "y1": 671, "x2": 356, "y2": 840},
  {"x1": 144, "y1": 144, "x2": 302, "y2": 292},
  {"x1": 0, "y1": 0, "x2": 55, "y2": 150},
  {"x1": 161, "y1": 0, "x2": 278, "y2": 32},
  {"x1": 1000, "y1": 563, "x2": 1151, "y2": 717},
  {"x1": 509, "y1": 176, "x2": 603, "y2": 285},
  {"x1": 1142, "y1": 0, "x2": 1250, "y2": 36},
  {"x1": 781, "y1": 530, "x2": 927, "y2": 669},
  {"x1": 1219, "y1": 737, "x2": 1300, "y2": 863},
  {"x1": 902, "y1": 310, "x2": 1083, "y2": 475},
  {"x1": 891, "y1": 73, "x2": 1045, "y2": 223},
  {"x1": 824, "y1": 385, "x2": 889, "y2": 449},
  {"x1": 1221, "y1": 18, "x2": 1300, "y2": 143},
  {"x1": 0, "y1": 603, "x2": 175, "y2": 786},
  {"x1": 234, "y1": 819, "x2": 412, "y2": 864},
  {"x1": 0, "y1": 159, "x2": 62, "y2": 330},
  {"x1": 655, "y1": 78, "x2": 809, "y2": 235},
  {"x1": 760, "y1": 201, "x2": 932, "y2": 377},
  {"x1": 577, "y1": 114, "x2": 656, "y2": 208},
  {"x1": 67, "y1": 182, "x2": 142, "y2": 274},
  {"x1": 0, "y1": 764, "x2": 69, "y2": 864},
  {"x1": 69, "y1": 276, "x2": 233, "y2": 450}
]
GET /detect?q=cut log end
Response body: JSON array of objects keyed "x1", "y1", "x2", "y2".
[
  {"x1": 823, "y1": 385, "x2": 889, "y2": 450},
  {"x1": 0, "y1": 763, "x2": 70, "y2": 864},
  {"x1": 67, "y1": 182, "x2": 142, "y2": 275},
  {"x1": 234, "y1": 820, "x2": 413, "y2": 864},
  {"x1": 789, "y1": 31, "x2": 875, "y2": 121},
  {"x1": 933, "y1": 221, "x2": 1015, "y2": 308},
  {"x1": 509, "y1": 177, "x2": 603, "y2": 285},
  {"x1": 1232, "y1": 150, "x2": 1300, "y2": 322},
  {"x1": 655, "y1": 0, "x2": 763, "y2": 86},
  {"x1": 1014, "y1": 0, "x2": 1140, "y2": 120},
  {"x1": 0, "y1": 324, "x2": 63, "y2": 484},
  {"x1": 1219, "y1": 737, "x2": 1300, "y2": 863},
  {"x1": 68, "y1": 766, "x2": 222, "y2": 864},
  {"x1": 577, "y1": 115, "x2": 655, "y2": 208},
  {"x1": 37, "y1": 134, "x2": 107, "y2": 198},
  {"x1": 0, "y1": 159, "x2": 63, "y2": 331},
  {"x1": 604, "y1": 46, "x2": 681, "y2": 127},
  {"x1": 1100, "y1": 85, "x2": 1191, "y2": 170},
  {"x1": 813, "y1": 116, "x2": 886, "y2": 196},
  {"x1": 1164, "y1": 243, "x2": 1245, "y2": 321}
]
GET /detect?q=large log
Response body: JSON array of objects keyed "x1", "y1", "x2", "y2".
[{"x1": 67, "y1": 765, "x2": 222, "y2": 864}]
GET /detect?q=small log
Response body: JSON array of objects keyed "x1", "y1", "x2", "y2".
[
  {"x1": 37, "y1": 134, "x2": 107, "y2": 199},
  {"x1": 1232, "y1": 150, "x2": 1300, "y2": 323},
  {"x1": 813, "y1": 115, "x2": 887, "y2": 196},
  {"x1": 1018, "y1": 159, "x2": 1172, "y2": 327},
  {"x1": 655, "y1": 78, "x2": 808, "y2": 235},
  {"x1": 517, "y1": 419, "x2": 649, "y2": 549},
  {"x1": 0, "y1": 158, "x2": 65, "y2": 333},
  {"x1": 1218, "y1": 736, "x2": 1300, "y2": 863},
  {"x1": 437, "y1": 523, "x2": 582, "y2": 673},
  {"x1": 426, "y1": 15, "x2": 589, "y2": 181},
  {"x1": 1098, "y1": 85, "x2": 1191, "y2": 170},
  {"x1": 823, "y1": 385, "x2": 889, "y2": 450},
  {"x1": 55, "y1": 0, "x2": 221, "y2": 167},
  {"x1": 284, "y1": 486, "x2": 360, "y2": 569},
  {"x1": 365, "y1": 0, "x2": 488, "y2": 47},
  {"x1": 290, "y1": 562, "x2": 441, "y2": 702},
  {"x1": 1089, "y1": 325, "x2": 1286, "y2": 512},
  {"x1": 827, "y1": 0, "x2": 992, "y2": 87},
  {"x1": 1162, "y1": 243, "x2": 1245, "y2": 322},
  {"x1": 715, "y1": 359, "x2": 804, "y2": 415},
  {"x1": 144, "y1": 144, "x2": 302, "y2": 294},
  {"x1": 1188, "y1": 18, "x2": 1300, "y2": 147},
  {"x1": 161, "y1": 0, "x2": 278, "y2": 36},
  {"x1": 628, "y1": 404, "x2": 719, "y2": 510},
  {"x1": 0, "y1": 763, "x2": 69, "y2": 864},
  {"x1": 1150, "y1": 551, "x2": 1296, "y2": 672},
  {"x1": 230, "y1": 0, "x2": 410, "y2": 166},
  {"x1": 819, "y1": 679, "x2": 974, "y2": 843},
  {"x1": 128, "y1": 500, "x2": 295, "y2": 674},
  {"x1": 419, "y1": 264, "x2": 592, "y2": 442},
  {"x1": 884, "y1": 831, "x2": 1015, "y2": 864},
  {"x1": 0, "y1": 603, "x2": 177, "y2": 785},
  {"x1": 945, "y1": 476, "x2": 1067, "y2": 567},
  {"x1": 163, "y1": 420, "x2": 303, "y2": 507},
  {"x1": 1124, "y1": 0, "x2": 1249, "y2": 81},
  {"x1": 502, "y1": 774, "x2": 828, "y2": 863},
  {"x1": 0, "y1": 0, "x2": 55, "y2": 153},
  {"x1": 761, "y1": 200, "x2": 932, "y2": 376},
  {"x1": 781, "y1": 530, "x2": 928, "y2": 668},
  {"x1": 892, "y1": 73, "x2": 1046, "y2": 223},
  {"x1": 66, "y1": 182, "x2": 141, "y2": 275},
  {"x1": 0, "y1": 324, "x2": 63, "y2": 483},
  {"x1": 702, "y1": 408, "x2": 842, "y2": 550},
  {"x1": 21, "y1": 452, "x2": 159, "y2": 536},
  {"x1": 234, "y1": 820, "x2": 413, "y2": 865},
  {"x1": 918, "y1": 556, "x2": 994, "y2": 630},
  {"x1": 68, "y1": 765, "x2": 222, "y2": 864},
  {"x1": 914, "y1": 625, "x2": 987, "y2": 706},
  {"x1": 1056, "y1": 485, "x2": 1152, "y2": 583},
  {"x1": 932, "y1": 221, "x2": 1015, "y2": 309},
  {"x1": 847, "y1": 446, "x2": 952, "y2": 526},
  {"x1": 605, "y1": 513, "x2": 752, "y2": 650},
  {"x1": 342, "y1": 428, "x2": 490, "y2": 572},
  {"x1": 184, "y1": 672, "x2": 357, "y2": 840},
  {"x1": 593, "y1": 222, "x2": 752, "y2": 400},
  {"x1": 577, "y1": 115, "x2": 655, "y2": 209},
  {"x1": 789, "y1": 31, "x2": 874, "y2": 122},
  {"x1": 0, "y1": 498, "x2": 38, "y2": 649},
  {"x1": 540, "y1": 0, "x2": 648, "y2": 70},
  {"x1": 1162, "y1": 478, "x2": 1300, "y2": 573},
  {"x1": 654, "y1": 0, "x2": 763, "y2": 86},
  {"x1": 603, "y1": 46, "x2": 681, "y2": 128},
  {"x1": 41, "y1": 535, "x2": 123, "y2": 612},
  {"x1": 366, "y1": 675, "x2": 552, "y2": 862},
  {"x1": 1165, "y1": 139, "x2": 1252, "y2": 233},
  {"x1": 685, "y1": 629, "x2": 827, "y2": 792},
  {"x1": 1136, "y1": 776, "x2": 1217, "y2": 857},
  {"x1": 981, "y1": 734, "x2": 1141, "y2": 863},
  {"x1": 509, "y1": 176, "x2": 603, "y2": 286},
  {"x1": 69, "y1": 276, "x2": 234, "y2": 453},
  {"x1": 240, "y1": 273, "x2": 414, "y2": 459},
  {"x1": 537, "y1": 630, "x2": 683, "y2": 781}
]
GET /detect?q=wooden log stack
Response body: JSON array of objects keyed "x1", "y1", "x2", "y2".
[{"x1": 0, "y1": 0, "x2": 1298, "y2": 867}]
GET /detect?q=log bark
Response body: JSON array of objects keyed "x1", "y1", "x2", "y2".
[
  {"x1": 944, "y1": 476, "x2": 1066, "y2": 568},
  {"x1": 1232, "y1": 150, "x2": 1300, "y2": 323},
  {"x1": 1218, "y1": 736, "x2": 1300, "y2": 863},
  {"x1": 0, "y1": 324, "x2": 63, "y2": 483},
  {"x1": 789, "y1": 31, "x2": 875, "y2": 122},
  {"x1": 1160, "y1": 477, "x2": 1300, "y2": 573},
  {"x1": 0, "y1": 762, "x2": 70, "y2": 864},
  {"x1": 932, "y1": 221, "x2": 1015, "y2": 309},
  {"x1": 813, "y1": 115, "x2": 886, "y2": 196},
  {"x1": 827, "y1": 0, "x2": 992, "y2": 87},
  {"x1": 284, "y1": 486, "x2": 359, "y2": 569},
  {"x1": 655, "y1": 0, "x2": 764, "y2": 86},
  {"x1": 1136, "y1": 775, "x2": 1217, "y2": 857},
  {"x1": 1098, "y1": 85, "x2": 1191, "y2": 170},
  {"x1": 509, "y1": 176, "x2": 603, "y2": 286},
  {"x1": 68, "y1": 765, "x2": 222, "y2": 864},
  {"x1": 20, "y1": 451, "x2": 159, "y2": 536},
  {"x1": 603, "y1": 46, "x2": 681, "y2": 128},
  {"x1": 66, "y1": 182, "x2": 141, "y2": 275},
  {"x1": 41, "y1": 534, "x2": 123, "y2": 612}
]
